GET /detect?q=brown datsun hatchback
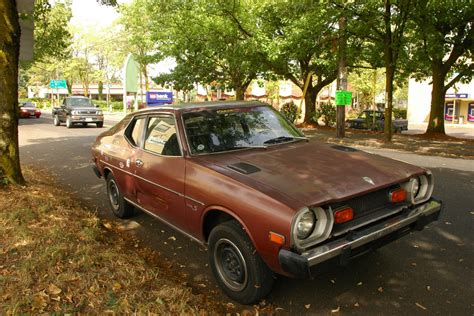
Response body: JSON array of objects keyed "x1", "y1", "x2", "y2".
[{"x1": 91, "y1": 101, "x2": 442, "y2": 304}]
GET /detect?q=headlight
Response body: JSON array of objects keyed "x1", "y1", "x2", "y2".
[
  {"x1": 292, "y1": 207, "x2": 334, "y2": 251},
  {"x1": 97, "y1": 110, "x2": 103, "y2": 115},
  {"x1": 411, "y1": 177, "x2": 420, "y2": 197},
  {"x1": 296, "y1": 210, "x2": 315, "y2": 239},
  {"x1": 402, "y1": 172, "x2": 434, "y2": 205},
  {"x1": 71, "y1": 110, "x2": 79, "y2": 115}
]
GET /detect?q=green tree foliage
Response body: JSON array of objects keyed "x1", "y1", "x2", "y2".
[
  {"x1": 409, "y1": 0, "x2": 474, "y2": 134},
  {"x1": 344, "y1": 0, "x2": 413, "y2": 141},
  {"x1": 249, "y1": 1, "x2": 340, "y2": 122},
  {"x1": 33, "y1": 0, "x2": 72, "y2": 62},
  {"x1": 149, "y1": 0, "x2": 262, "y2": 100}
]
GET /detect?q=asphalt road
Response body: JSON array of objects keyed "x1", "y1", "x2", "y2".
[{"x1": 18, "y1": 115, "x2": 474, "y2": 315}]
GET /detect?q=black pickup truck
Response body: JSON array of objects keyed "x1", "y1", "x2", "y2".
[
  {"x1": 52, "y1": 96, "x2": 104, "y2": 128},
  {"x1": 347, "y1": 110, "x2": 408, "y2": 133}
]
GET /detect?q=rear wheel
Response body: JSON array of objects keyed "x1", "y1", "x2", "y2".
[
  {"x1": 53, "y1": 114, "x2": 60, "y2": 126},
  {"x1": 208, "y1": 220, "x2": 274, "y2": 304},
  {"x1": 106, "y1": 173, "x2": 134, "y2": 218}
]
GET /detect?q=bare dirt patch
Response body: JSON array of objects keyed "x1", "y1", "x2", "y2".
[{"x1": 303, "y1": 128, "x2": 474, "y2": 159}]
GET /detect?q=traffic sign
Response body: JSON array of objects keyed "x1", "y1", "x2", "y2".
[
  {"x1": 49, "y1": 79, "x2": 67, "y2": 89},
  {"x1": 335, "y1": 90, "x2": 352, "y2": 106}
]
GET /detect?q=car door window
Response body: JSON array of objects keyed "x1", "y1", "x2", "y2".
[
  {"x1": 124, "y1": 117, "x2": 146, "y2": 147},
  {"x1": 144, "y1": 115, "x2": 181, "y2": 156}
]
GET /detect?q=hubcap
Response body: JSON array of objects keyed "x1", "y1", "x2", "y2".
[
  {"x1": 214, "y1": 238, "x2": 248, "y2": 292},
  {"x1": 108, "y1": 180, "x2": 120, "y2": 211}
]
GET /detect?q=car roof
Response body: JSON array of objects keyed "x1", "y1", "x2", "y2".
[{"x1": 133, "y1": 100, "x2": 268, "y2": 114}]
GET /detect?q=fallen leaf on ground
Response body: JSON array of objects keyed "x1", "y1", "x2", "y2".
[
  {"x1": 331, "y1": 306, "x2": 340, "y2": 313},
  {"x1": 354, "y1": 302, "x2": 360, "y2": 307},
  {"x1": 48, "y1": 284, "x2": 62, "y2": 295},
  {"x1": 415, "y1": 302, "x2": 427, "y2": 310},
  {"x1": 168, "y1": 236, "x2": 176, "y2": 241},
  {"x1": 304, "y1": 304, "x2": 311, "y2": 309},
  {"x1": 378, "y1": 287, "x2": 384, "y2": 293},
  {"x1": 330, "y1": 279, "x2": 336, "y2": 284},
  {"x1": 357, "y1": 282, "x2": 363, "y2": 286}
]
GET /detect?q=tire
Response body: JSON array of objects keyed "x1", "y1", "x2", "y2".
[
  {"x1": 106, "y1": 173, "x2": 134, "y2": 218},
  {"x1": 96, "y1": 122, "x2": 103, "y2": 128},
  {"x1": 53, "y1": 114, "x2": 60, "y2": 126},
  {"x1": 66, "y1": 116, "x2": 73, "y2": 128},
  {"x1": 208, "y1": 220, "x2": 274, "y2": 304},
  {"x1": 82, "y1": 123, "x2": 88, "y2": 127}
]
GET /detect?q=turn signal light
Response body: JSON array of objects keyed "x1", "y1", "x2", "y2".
[
  {"x1": 269, "y1": 231, "x2": 285, "y2": 246},
  {"x1": 390, "y1": 188, "x2": 407, "y2": 203},
  {"x1": 334, "y1": 207, "x2": 354, "y2": 224}
]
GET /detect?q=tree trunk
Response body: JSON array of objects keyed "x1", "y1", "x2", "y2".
[
  {"x1": 235, "y1": 84, "x2": 246, "y2": 100},
  {"x1": 384, "y1": 66, "x2": 394, "y2": 141},
  {"x1": 426, "y1": 62, "x2": 446, "y2": 134},
  {"x1": 0, "y1": 1, "x2": 25, "y2": 185},
  {"x1": 98, "y1": 81, "x2": 103, "y2": 101},
  {"x1": 303, "y1": 85, "x2": 317, "y2": 123}
]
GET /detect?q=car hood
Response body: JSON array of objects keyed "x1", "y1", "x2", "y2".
[
  {"x1": 69, "y1": 106, "x2": 97, "y2": 111},
  {"x1": 194, "y1": 141, "x2": 424, "y2": 209}
]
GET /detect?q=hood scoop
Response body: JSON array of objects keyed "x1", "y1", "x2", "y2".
[
  {"x1": 331, "y1": 145, "x2": 359, "y2": 152},
  {"x1": 227, "y1": 162, "x2": 261, "y2": 175}
]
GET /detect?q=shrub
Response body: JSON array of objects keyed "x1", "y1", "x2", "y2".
[
  {"x1": 312, "y1": 103, "x2": 337, "y2": 127},
  {"x1": 393, "y1": 108, "x2": 407, "y2": 119},
  {"x1": 279, "y1": 101, "x2": 301, "y2": 123}
]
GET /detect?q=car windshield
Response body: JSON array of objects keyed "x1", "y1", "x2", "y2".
[
  {"x1": 21, "y1": 102, "x2": 35, "y2": 108},
  {"x1": 182, "y1": 105, "x2": 305, "y2": 154},
  {"x1": 67, "y1": 98, "x2": 92, "y2": 107}
]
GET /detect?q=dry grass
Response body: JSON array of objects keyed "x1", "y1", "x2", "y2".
[{"x1": 0, "y1": 167, "x2": 222, "y2": 314}]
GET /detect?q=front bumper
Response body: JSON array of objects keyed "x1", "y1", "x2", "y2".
[
  {"x1": 71, "y1": 115, "x2": 104, "y2": 123},
  {"x1": 279, "y1": 198, "x2": 442, "y2": 278}
]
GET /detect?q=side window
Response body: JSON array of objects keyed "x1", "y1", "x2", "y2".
[
  {"x1": 144, "y1": 115, "x2": 181, "y2": 156},
  {"x1": 125, "y1": 117, "x2": 146, "y2": 147}
]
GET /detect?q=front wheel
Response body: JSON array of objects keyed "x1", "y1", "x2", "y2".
[
  {"x1": 209, "y1": 220, "x2": 274, "y2": 304},
  {"x1": 66, "y1": 116, "x2": 73, "y2": 128},
  {"x1": 96, "y1": 122, "x2": 103, "y2": 128},
  {"x1": 106, "y1": 173, "x2": 134, "y2": 218},
  {"x1": 53, "y1": 114, "x2": 60, "y2": 126}
]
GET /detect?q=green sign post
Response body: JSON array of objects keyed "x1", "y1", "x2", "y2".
[
  {"x1": 335, "y1": 90, "x2": 352, "y2": 106},
  {"x1": 49, "y1": 79, "x2": 67, "y2": 89}
]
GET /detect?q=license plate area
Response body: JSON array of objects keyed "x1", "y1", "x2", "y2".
[{"x1": 85, "y1": 118, "x2": 93, "y2": 122}]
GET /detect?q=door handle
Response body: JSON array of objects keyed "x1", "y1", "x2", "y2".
[{"x1": 135, "y1": 159, "x2": 144, "y2": 167}]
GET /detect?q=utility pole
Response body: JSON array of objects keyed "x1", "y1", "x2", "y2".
[{"x1": 336, "y1": 15, "x2": 347, "y2": 138}]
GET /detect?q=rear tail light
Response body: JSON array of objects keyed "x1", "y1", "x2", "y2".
[
  {"x1": 390, "y1": 187, "x2": 407, "y2": 203},
  {"x1": 334, "y1": 207, "x2": 354, "y2": 224}
]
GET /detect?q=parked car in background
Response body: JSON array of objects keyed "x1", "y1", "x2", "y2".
[
  {"x1": 19, "y1": 102, "x2": 41, "y2": 118},
  {"x1": 347, "y1": 110, "x2": 408, "y2": 132},
  {"x1": 52, "y1": 96, "x2": 104, "y2": 128},
  {"x1": 91, "y1": 101, "x2": 441, "y2": 304}
]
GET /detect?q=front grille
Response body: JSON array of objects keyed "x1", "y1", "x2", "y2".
[
  {"x1": 79, "y1": 110, "x2": 98, "y2": 115},
  {"x1": 330, "y1": 184, "x2": 409, "y2": 237}
]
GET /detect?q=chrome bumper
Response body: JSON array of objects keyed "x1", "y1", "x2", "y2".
[{"x1": 279, "y1": 198, "x2": 442, "y2": 278}]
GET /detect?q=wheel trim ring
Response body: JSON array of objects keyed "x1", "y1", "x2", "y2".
[
  {"x1": 213, "y1": 238, "x2": 248, "y2": 292},
  {"x1": 107, "y1": 180, "x2": 120, "y2": 211}
]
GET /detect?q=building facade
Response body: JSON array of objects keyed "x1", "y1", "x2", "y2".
[{"x1": 408, "y1": 78, "x2": 474, "y2": 126}]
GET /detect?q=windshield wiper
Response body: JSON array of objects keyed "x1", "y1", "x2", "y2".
[
  {"x1": 263, "y1": 136, "x2": 308, "y2": 144},
  {"x1": 228, "y1": 144, "x2": 268, "y2": 149}
]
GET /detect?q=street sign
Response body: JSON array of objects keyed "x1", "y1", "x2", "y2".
[
  {"x1": 335, "y1": 90, "x2": 352, "y2": 106},
  {"x1": 146, "y1": 91, "x2": 173, "y2": 105},
  {"x1": 49, "y1": 79, "x2": 67, "y2": 89}
]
